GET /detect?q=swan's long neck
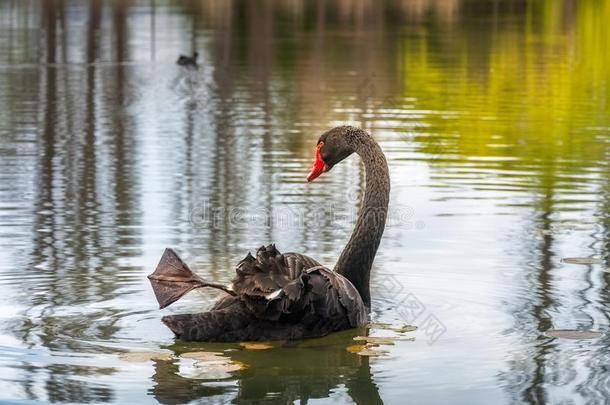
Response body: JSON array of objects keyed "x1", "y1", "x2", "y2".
[{"x1": 334, "y1": 130, "x2": 390, "y2": 306}]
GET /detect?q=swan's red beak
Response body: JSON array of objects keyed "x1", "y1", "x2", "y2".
[{"x1": 307, "y1": 142, "x2": 328, "y2": 182}]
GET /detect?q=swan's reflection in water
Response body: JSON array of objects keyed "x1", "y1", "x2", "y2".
[{"x1": 152, "y1": 329, "x2": 383, "y2": 405}]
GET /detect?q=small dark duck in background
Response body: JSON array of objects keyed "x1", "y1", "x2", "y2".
[{"x1": 176, "y1": 52, "x2": 198, "y2": 67}]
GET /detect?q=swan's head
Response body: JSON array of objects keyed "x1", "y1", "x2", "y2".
[{"x1": 307, "y1": 126, "x2": 358, "y2": 182}]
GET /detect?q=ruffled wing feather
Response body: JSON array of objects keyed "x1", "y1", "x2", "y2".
[{"x1": 231, "y1": 244, "x2": 366, "y2": 327}]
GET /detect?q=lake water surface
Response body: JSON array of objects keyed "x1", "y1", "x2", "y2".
[{"x1": 0, "y1": 1, "x2": 609, "y2": 404}]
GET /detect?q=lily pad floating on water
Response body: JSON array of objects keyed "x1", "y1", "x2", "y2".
[
  {"x1": 346, "y1": 344, "x2": 366, "y2": 353},
  {"x1": 546, "y1": 329, "x2": 603, "y2": 340},
  {"x1": 561, "y1": 257, "x2": 603, "y2": 265},
  {"x1": 346, "y1": 344, "x2": 388, "y2": 357},
  {"x1": 367, "y1": 322, "x2": 392, "y2": 329},
  {"x1": 395, "y1": 325, "x2": 417, "y2": 333},
  {"x1": 178, "y1": 351, "x2": 246, "y2": 380},
  {"x1": 356, "y1": 348, "x2": 388, "y2": 357},
  {"x1": 181, "y1": 351, "x2": 226, "y2": 361},
  {"x1": 368, "y1": 323, "x2": 417, "y2": 333},
  {"x1": 354, "y1": 336, "x2": 396, "y2": 345},
  {"x1": 240, "y1": 341, "x2": 274, "y2": 350},
  {"x1": 119, "y1": 351, "x2": 174, "y2": 362}
]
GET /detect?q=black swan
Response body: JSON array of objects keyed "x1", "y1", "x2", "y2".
[
  {"x1": 148, "y1": 126, "x2": 390, "y2": 341},
  {"x1": 176, "y1": 52, "x2": 198, "y2": 67}
]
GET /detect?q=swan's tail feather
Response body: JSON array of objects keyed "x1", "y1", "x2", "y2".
[{"x1": 148, "y1": 248, "x2": 234, "y2": 309}]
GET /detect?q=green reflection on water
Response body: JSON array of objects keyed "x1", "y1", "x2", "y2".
[
  {"x1": 398, "y1": 0, "x2": 609, "y2": 167},
  {"x1": 152, "y1": 328, "x2": 383, "y2": 404}
]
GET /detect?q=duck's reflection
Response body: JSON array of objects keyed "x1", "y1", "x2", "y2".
[{"x1": 152, "y1": 330, "x2": 383, "y2": 405}]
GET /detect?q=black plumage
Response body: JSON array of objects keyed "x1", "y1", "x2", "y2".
[
  {"x1": 176, "y1": 52, "x2": 198, "y2": 67},
  {"x1": 149, "y1": 126, "x2": 390, "y2": 342},
  {"x1": 154, "y1": 245, "x2": 367, "y2": 341}
]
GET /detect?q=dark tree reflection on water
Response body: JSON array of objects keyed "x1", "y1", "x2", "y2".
[{"x1": 17, "y1": 0, "x2": 141, "y2": 401}]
